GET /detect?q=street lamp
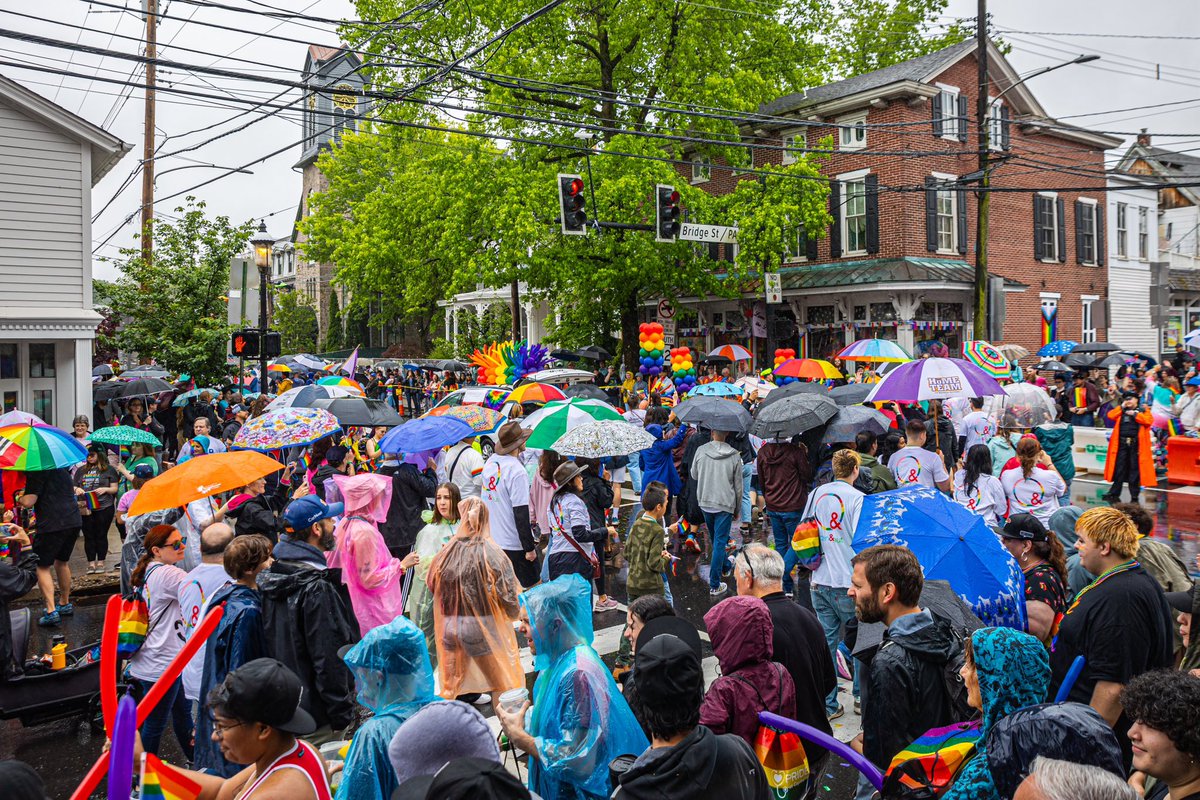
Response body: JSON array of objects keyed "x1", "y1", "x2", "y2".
[
  {"x1": 972, "y1": 52, "x2": 1101, "y2": 340},
  {"x1": 250, "y1": 220, "x2": 274, "y2": 390}
]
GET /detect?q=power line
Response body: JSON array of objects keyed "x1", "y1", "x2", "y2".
[{"x1": 1000, "y1": 29, "x2": 1200, "y2": 42}]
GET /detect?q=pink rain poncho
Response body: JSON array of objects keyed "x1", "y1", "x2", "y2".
[{"x1": 330, "y1": 472, "x2": 407, "y2": 635}]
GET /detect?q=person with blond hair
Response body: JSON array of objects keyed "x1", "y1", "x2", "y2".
[{"x1": 1048, "y1": 506, "x2": 1174, "y2": 771}]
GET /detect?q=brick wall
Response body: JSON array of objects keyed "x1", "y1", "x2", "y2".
[{"x1": 295, "y1": 164, "x2": 338, "y2": 341}]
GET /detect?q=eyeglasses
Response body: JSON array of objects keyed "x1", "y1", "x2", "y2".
[
  {"x1": 732, "y1": 546, "x2": 754, "y2": 584},
  {"x1": 209, "y1": 715, "x2": 246, "y2": 738}
]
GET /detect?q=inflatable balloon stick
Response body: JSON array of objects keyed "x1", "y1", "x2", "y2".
[
  {"x1": 107, "y1": 694, "x2": 137, "y2": 800},
  {"x1": 773, "y1": 348, "x2": 798, "y2": 386},
  {"x1": 758, "y1": 711, "x2": 885, "y2": 791},
  {"x1": 100, "y1": 593, "x2": 121, "y2": 734},
  {"x1": 638, "y1": 323, "x2": 666, "y2": 377},
  {"x1": 669, "y1": 346, "x2": 696, "y2": 396}
]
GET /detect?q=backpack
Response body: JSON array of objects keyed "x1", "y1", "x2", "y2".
[
  {"x1": 117, "y1": 563, "x2": 162, "y2": 658},
  {"x1": 882, "y1": 720, "x2": 982, "y2": 799},
  {"x1": 939, "y1": 620, "x2": 976, "y2": 724}
]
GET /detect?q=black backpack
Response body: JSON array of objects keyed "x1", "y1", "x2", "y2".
[{"x1": 939, "y1": 620, "x2": 978, "y2": 723}]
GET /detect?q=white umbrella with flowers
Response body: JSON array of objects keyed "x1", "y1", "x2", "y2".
[{"x1": 520, "y1": 398, "x2": 623, "y2": 450}]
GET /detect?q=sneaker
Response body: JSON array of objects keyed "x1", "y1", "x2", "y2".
[
  {"x1": 471, "y1": 693, "x2": 492, "y2": 706},
  {"x1": 683, "y1": 536, "x2": 700, "y2": 553},
  {"x1": 593, "y1": 596, "x2": 620, "y2": 611},
  {"x1": 709, "y1": 582, "x2": 728, "y2": 597},
  {"x1": 853, "y1": 698, "x2": 861, "y2": 715},
  {"x1": 827, "y1": 704, "x2": 845, "y2": 721},
  {"x1": 38, "y1": 610, "x2": 61, "y2": 627},
  {"x1": 836, "y1": 649, "x2": 852, "y2": 681},
  {"x1": 58, "y1": 603, "x2": 74, "y2": 617}
]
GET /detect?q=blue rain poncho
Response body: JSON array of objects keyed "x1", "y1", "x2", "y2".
[
  {"x1": 336, "y1": 616, "x2": 437, "y2": 800},
  {"x1": 521, "y1": 574, "x2": 649, "y2": 800}
]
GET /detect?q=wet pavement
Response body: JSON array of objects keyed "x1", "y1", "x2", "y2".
[{"x1": 3, "y1": 475, "x2": 1195, "y2": 799}]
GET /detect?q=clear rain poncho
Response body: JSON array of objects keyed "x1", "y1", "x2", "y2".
[
  {"x1": 403, "y1": 511, "x2": 458, "y2": 659},
  {"x1": 329, "y1": 472, "x2": 406, "y2": 635},
  {"x1": 521, "y1": 574, "x2": 649, "y2": 800},
  {"x1": 426, "y1": 497, "x2": 524, "y2": 698},
  {"x1": 336, "y1": 615, "x2": 438, "y2": 800}
]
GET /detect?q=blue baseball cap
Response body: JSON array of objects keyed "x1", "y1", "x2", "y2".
[
  {"x1": 283, "y1": 494, "x2": 343, "y2": 530},
  {"x1": 1187, "y1": 377, "x2": 1200, "y2": 387},
  {"x1": 133, "y1": 464, "x2": 155, "y2": 479}
]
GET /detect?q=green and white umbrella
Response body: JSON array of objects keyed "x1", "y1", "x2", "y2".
[
  {"x1": 520, "y1": 398, "x2": 623, "y2": 450},
  {"x1": 551, "y1": 420, "x2": 655, "y2": 458},
  {"x1": 89, "y1": 425, "x2": 162, "y2": 447}
]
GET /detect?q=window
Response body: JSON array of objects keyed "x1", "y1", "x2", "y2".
[
  {"x1": 781, "y1": 132, "x2": 806, "y2": 165},
  {"x1": 842, "y1": 177, "x2": 868, "y2": 254},
  {"x1": 33, "y1": 390, "x2": 52, "y2": 426},
  {"x1": 1078, "y1": 200, "x2": 1098, "y2": 265},
  {"x1": 0, "y1": 343, "x2": 15, "y2": 380},
  {"x1": 1081, "y1": 296, "x2": 1098, "y2": 344},
  {"x1": 1116, "y1": 203, "x2": 1127, "y2": 258},
  {"x1": 838, "y1": 114, "x2": 866, "y2": 151},
  {"x1": 938, "y1": 88, "x2": 960, "y2": 140},
  {"x1": 690, "y1": 157, "x2": 711, "y2": 184},
  {"x1": 988, "y1": 100, "x2": 1004, "y2": 150},
  {"x1": 28, "y1": 343, "x2": 55, "y2": 378},
  {"x1": 1036, "y1": 194, "x2": 1058, "y2": 261},
  {"x1": 784, "y1": 223, "x2": 807, "y2": 261},
  {"x1": 936, "y1": 186, "x2": 956, "y2": 252},
  {"x1": 1138, "y1": 207, "x2": 1149, "y2": 260}
]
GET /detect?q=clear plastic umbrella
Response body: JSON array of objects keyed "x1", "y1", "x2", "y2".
[{"x1": 984, "y1": 383, "x2": 1059, "y2": 430}]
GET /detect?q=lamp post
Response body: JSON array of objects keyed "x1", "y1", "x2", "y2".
[
  {"x1": 972, "y1": 29, "x2": 1100, "y2": 339},
  {"x1": 250, "y1": 221, "x2": 274, "y2": 392}
]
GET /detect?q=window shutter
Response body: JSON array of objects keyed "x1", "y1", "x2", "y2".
[
  {"x1": 1000, "y1": 106, "x2": 1011, "y2": 150},
  {"x1": 932, "y1": 92, "x2": 944, "y2": 137},
  {"x1": 805, "y1": 227, "x2": 819, "y2": 261},
  {"x1": 925, "y1": 177, "x2": 938, "y2": 252},
  {"x1": 829, "y1": 181, "x2": 842, "y2": 258},
  {"x1": 1056, "y1": 197, "x2": 1067, "y2": 263},
  {"x1": 1096, "y1": 207, "x2": 1106, "y2": 267},
  {"x1": 1075, "y1": 200, "x2": 1087, "y2": 264},
  {"x1": 865, "y1": 174, "x2": 880, "y2": 254},
  {"x1": 956, "y1": 188, "x2": 968, "y2": 255},
  {"x1": 1033, "y1": 196, "x2": 1045, "y2": 261},
  {"x1": 956, "y1": 95, "x2": 969, "y2": 143}
]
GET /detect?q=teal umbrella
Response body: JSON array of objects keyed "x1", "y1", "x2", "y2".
[{"x1": 89, "y1": 425, "x2": 162, "y2": 447}]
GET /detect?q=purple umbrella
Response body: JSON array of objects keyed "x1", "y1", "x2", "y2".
[{"x1": 865, "y1": 357, "x2": 1006, "y2": 403}]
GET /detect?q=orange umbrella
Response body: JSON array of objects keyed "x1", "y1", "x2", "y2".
[
  {"x1": 506, "y1": 382, "x2": 566, "y2": 404},
  {"x1": 128, "y1": 451, "x2": 285, "y2": 517},
  {"x1": 774, "y1": 358, "x2": 843, "y2": 381}
]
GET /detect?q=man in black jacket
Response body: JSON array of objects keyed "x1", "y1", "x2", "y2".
[
  {"x1": 923, "y1": 399, "x2": 960, "y2": 476},
  {"x1": 0, "y1": 526, "x2": 37, "y2": 679},
  {"x1": 258, "y1": 495, "x2": 357, "y2": 744},
  {"x1": 377, "y1": 452, "x2": 437, "y2": 559},
  {"x1": 849, "y1": 544, "x2": 958, "y2": 773}
]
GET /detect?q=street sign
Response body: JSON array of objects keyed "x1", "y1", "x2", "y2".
[
  {"x1": 661, "y1": 318, "x2": 676, "y2": 347},
  {"x1": 678, "y1": 223, "x2": 737, "y2": 244},
  {"x1": 657, "y1": 299, "x2": 675, "y2": 319},
  {"x1": 765, "y1": 272, "x2": 782, "y2": 304}
]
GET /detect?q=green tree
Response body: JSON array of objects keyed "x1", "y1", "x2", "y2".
[
  {"x1": 100, "y1": 199, "x2": 252, "y2": 384},
  {"x1": 323, "y1": 290, "x2": 345, "y2": 352},
  {"x1": 272, "y1": 288, "x2": 319, "y2": 353},
  {"x1": 827, "y1": 0, "x2": 972, "y2": 76}
]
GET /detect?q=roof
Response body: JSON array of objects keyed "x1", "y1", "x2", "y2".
[
  {"x1": 1169, "y1": 268, "x2": 1200, "y2": 293},
  {"x1": 777, "y1": 257, "x2": 1027, "y2": 291},
  {"x1": 1116, "y1": 143, "x2": 1200, "y2": 205},
  {"x1": 0, "y1": 72, "x2": 130, "y2": 184},
  {"x1": 308, "y1": 45, "x2": 343, "y2": 62}
]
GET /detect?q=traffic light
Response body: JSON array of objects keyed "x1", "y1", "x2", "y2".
[
  {"x1": 231, "y1": 330, "x2": 260, "y2": 357},
  {"x1": 557, "y1": 173, "x2": 587, "y2": 235},
  {"x1": 262, "y1": 332, "x2": 282, "y2": 359},
  {"x1": 656, "y1": 184, "x2": 681, "y2": 242}
]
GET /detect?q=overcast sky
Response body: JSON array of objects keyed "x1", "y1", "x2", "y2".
[{"x1": 2, "y1": 0, "x2": 1197, "y2": 281}]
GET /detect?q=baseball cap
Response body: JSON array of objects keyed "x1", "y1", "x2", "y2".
[
  {"x1": 133, "y1": 464, "x2": 155, "y2": 479},
  {"x1": 1002, "y1": 512, "x2": 1048, "y2": 542},
  {"x1": 1121, "y1": 389, "x2": 1140, "y2": 399},
  {"x1": 392, "y1": 757, "x2": 530, "y2": 800},
  {"x1": 1164, "y1": 584, "x2": 1195, "y2": 614},
  {"x1": 283, "y1": 494, "x2": 343, "y2": 530},
  {"x1": 212, "y1": 658, "x2": 316, "y2": 735},
  {"x1": 326, "y1": 445, "x2": 350, "y2": 465},
  {"x1": 633, "y1": 630, "x2": 703, "y2": 706}
]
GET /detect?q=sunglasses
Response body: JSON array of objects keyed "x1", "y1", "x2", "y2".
[{"x1": 164, "y1": 538, "x2": 186, "y2": 551}]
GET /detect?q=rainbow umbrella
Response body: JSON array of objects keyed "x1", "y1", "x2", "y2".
[
  {"x1": 232, "y1": 407, "x2": 341, "y2": 451},
  {"x1": 774, "y1": 358, "x2": 843, "y2": 381},
  {"x1": 423, "y1": 404, "x2": 504, "y2": 433},
  {"x1": 837, "y1": 338, "x2": 912, "y2": 363},
  {"x1": 961, "y1": 341, "x2": 1011, "y2": 380},
  {"x1": 0, "y1": 423, "x2": 89, "y2": 470},
  {"x1": 507, "y1": 382, "x2": 566, "y2": 405},
  {"x1": 267, "y1": 363, "x2": 291, "y2": 373},
  {"x1": 317, "y1": 376, "x2": 365, "y2": 394},
  {"x1": 707, "y1": 344, "x2": 753, "y2": 361}
]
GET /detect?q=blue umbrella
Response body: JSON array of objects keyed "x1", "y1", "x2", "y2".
[
  {"x1": 852, "y1": 486, "x2": 1026, "y2": 630},
  {"x1": 691, "y1": 382, "x2": 745, "y2": 398},
  {"x1": 172, "y1": 387, "x2": 219, "y2": 407},
  {"x1": 379, "y1": 416, "x2": 474, "y2": 455},
  {"x1": 1036, "y1": 340, "x2": 1078, "y2": 357}
]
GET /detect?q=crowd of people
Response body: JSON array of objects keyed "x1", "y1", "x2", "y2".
[{"x1": 0, "y1": 347, "x2": 1197, "y2": 800}]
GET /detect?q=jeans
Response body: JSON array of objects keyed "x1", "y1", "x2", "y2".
[
  {"x1": 812, "y1": 584, "x2": 857, "y2": 714},
  {"x1": 628, "y1": 458, "x2": 643, "y2": 494},
  {"x1": 703, "y1": 510, "x2": 734, "y2": 590},
  {"x1": 740, "y1": 463, "x2": 753, "y2": 524},
  {"x1": 134, "y1": 677, "x2": 194, "y2": 762},
  {"x1": 1070, "y1": 412, "x2": 1095, "y2": 427},
  {"x1": 766, "y1": 510, "x2": 804, "y2": 594}
]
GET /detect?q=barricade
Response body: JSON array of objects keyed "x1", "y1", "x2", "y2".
[
  {"x1": 1071, "y1": 427, "x2": 1111, "y2": 477},
  {"x1": 1166, "y1": 436, "x2": 1200, "y2": 486}
]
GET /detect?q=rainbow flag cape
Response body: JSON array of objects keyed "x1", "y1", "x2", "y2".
[
  {"x1": 83, "y1": 491, "x2": 103, "y2": 511},
  {"x1": 790, "y1": 519, "x2": 822, "y2": 570},
  {"x1": 886, "y1": 720, "x2": 981, "y2": 796},
  {"x1": 139, "y1": 752, "x2": 202, "y2": 800}
]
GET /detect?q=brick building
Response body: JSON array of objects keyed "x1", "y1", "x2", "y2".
[{"x1": 667, "y1": 40, "x2": 1122, "y2": 363}]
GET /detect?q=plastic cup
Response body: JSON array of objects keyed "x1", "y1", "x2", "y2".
[
  {"x1": 498, "y1": 688, "x2": 529, "y2": 714},
  {"x1": 319, "y1": 740, "x2": 350, "y2": 762}
]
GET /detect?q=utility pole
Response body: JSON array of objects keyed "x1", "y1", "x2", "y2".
[
  {"x1": 973, "y1": 0, "x2": 989, "y2": 340},
  {"x1": 140, "y1": 0, "x2": 157, "y2": 267}
]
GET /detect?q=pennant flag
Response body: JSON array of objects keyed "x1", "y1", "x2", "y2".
[
  {"x1": 139, "y1": 753, "x2": 202, "y2": 800},
  {"x1": 83, "y1": 491, "x2": 103, "y2": 511},
  {"x1": 343, "y1": 345, "x2": 360, "y2": 377}
]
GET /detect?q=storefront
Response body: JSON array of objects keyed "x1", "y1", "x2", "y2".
[{"x1": 0, "y1": 311, "x2": 99, "y2": 427}]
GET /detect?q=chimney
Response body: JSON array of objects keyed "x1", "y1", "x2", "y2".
[{"x1": 1137, "y1": 128, "x2": 1151, "y2": 147}]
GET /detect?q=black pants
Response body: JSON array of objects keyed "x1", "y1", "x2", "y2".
[
  {"x1": 82, "y1": 506, "x2": 115, "y2": 562},
  {"x1": 1108, "y1": 440, "x2": 1141, "y2": 502}
]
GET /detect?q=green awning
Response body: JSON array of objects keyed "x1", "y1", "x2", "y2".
[{"x1": 777, "y1": 257, "x2": 979, "y2": 291}]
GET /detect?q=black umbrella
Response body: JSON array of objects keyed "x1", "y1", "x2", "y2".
[
  {"x1": 563, "y1": 383, "x2": 609, "y2": 401},
  {"x1": 576, "y1": 345, "x2": 612, "y2": 361},
  {"x1": 828, "y1": 383, "x2": 874, "y2": 406},
  {"x1": 821, "y1": 406, "x2": 890, "y2": 444},
  {"x1": 92, "y1": 364, "x2": 113, "y2": 377},
  {"x1": 94, "y1": 377, "x2": 174, "y2": 401},
  {"x1": 699, "y1": 355, "x2": 733, "y2": 367},
  {"x1": 1062, "y1": 352, "x2": 1097, "y2": 369},
  {"x1": 1070, "y1": 342, "x2": 1120, "y2": 354},
  {"x1": 550, "y1": 349, "x2": 581, "y2": 362},
  {"x1": 852, "y1": 580, "x2": 983, "y2": 660},
  {"x1": 1034, "y1": 360, "x2": 1074, "y2": 374},
  {"x1": 434, "y1": 359, "x2": 470, "y2": 372},
  {"x1": 673, "y1": 396, "x2": 752, "y2": 433},
  {"x1": 758, "y1": 380, "x2": 830, "y2": 410},
  {"x1": 1125, "y1": 350, "x2": 1157, "y2": 366},
  {"x1": 311, "y1": 397, "x2": 404, "y2": 427},
  {"x1": 751, "y1": 393, "x2": 838, "y2": 439},
  {"x1": 1090, "y1": 354, "x2": 1127, "y2": 368}
]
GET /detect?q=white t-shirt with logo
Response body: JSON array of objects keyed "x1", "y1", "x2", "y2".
[
  {"x1": 952, "y1": 469, "x2": 1008, "y2": 527},
  {"x1": 480, "y1": 453, "x2": 531, "y2": 551},
  {"x1": 179, "y1": 562, "x2": 232, "y2": 701},
  {"x1": 962, "y1": 411, "x2": 996, "y2": 452},
  {"x1": 801, "y1": 480, "x2": 864, "y2": 589},
  {"x1": 889, "y1": 446, "x2": 950, "y2": 489},
  {"x1": 1000, "y1": 465, "x2": 1067, "y2": 523}
]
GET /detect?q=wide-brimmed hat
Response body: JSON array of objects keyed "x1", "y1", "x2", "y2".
[
  {"x1": 493, "y1": 420, "x2": 532, "y2": 455},
  {"x1": 552, "y1": 461, "x2": 586, "y2": 489}
]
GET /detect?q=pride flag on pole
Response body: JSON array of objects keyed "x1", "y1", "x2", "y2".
[{"x1": 139, "y1": 752, "x2": 201, "y2": 800}]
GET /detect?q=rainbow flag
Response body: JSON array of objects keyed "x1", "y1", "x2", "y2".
[
  {"x1": 139, "y1": 752, "x2": 202, "y2": 800},
  {"x1": 886, "y1": 720, "x2": 981, "y2": 795},
  {"x1": 1041, "y1": 304, "x2": 1057, "y2": 346},
  {"x1": 790, "y1": 519, "x2": 822, "y2": 569},
  {"x1": 1074, "y1": 387, "x2": 1087, "y2": 409},
  {"x1": 1167, "y1": 417, "x2": 1183, "y2": 437},
  {"x1": 83, "y1": 491, "x2": 103, "y2": 511}
]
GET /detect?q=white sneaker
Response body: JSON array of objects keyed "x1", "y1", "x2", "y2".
[
  {"x1": 472, "y1": 693, "x2": 492, "y2": 706},
  {"x1": 709, "y1": 582, "x2": 728, "y2": 596}
]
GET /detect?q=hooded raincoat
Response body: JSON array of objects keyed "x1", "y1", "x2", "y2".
[
  {"x1": 329, "y1": 473, "x2": 407, "y2": 635},
  {"x1": 639, "y1": 424, "x2": 687, "y2": 496},
  {"x1": 403, "y1": 512, "x2": 458, "y2": 657},
  {"x1": 522, "y1": 574, "x2": 649, "y2": 800},
  {"x1": 336, "y1": 616, "x2": 437, "y2": 800},
  {"x1": 700, "y1": 595, "x2": 797, "y2": 746},
  {"x1": 943, "y1": 628, "x2": 1050, "y2": 800},
  {"x1": 426, "y1": 497, "x2": 524, "y2": 698}
]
